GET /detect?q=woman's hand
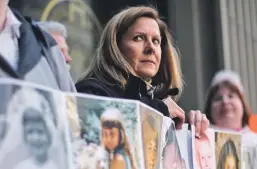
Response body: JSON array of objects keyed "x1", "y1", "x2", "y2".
[
  {"x1": 188, "y1": 110, "x2": 210, "y2": 138},
  {"x1": 162, "y1": 97, "x2": 210, "y2": 135},
  {"x1": 163, "y1": 97, "x2": 185, "y2": 130}
]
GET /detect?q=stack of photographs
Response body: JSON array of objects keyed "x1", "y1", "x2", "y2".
[{"x1": 0, "y1": 78, "x2": 254, "y2": 169}]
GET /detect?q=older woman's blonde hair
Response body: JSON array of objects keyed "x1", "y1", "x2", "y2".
[{"x1": 80, "y1": 6, "x2": 183, "y2": 98}]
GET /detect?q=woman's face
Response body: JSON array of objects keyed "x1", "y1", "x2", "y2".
[
  {"x1": 102, "y1": 127, "x2": 119, "y2": 151},
  {"x1": 211, "y1": 86, "x2": 243, "y2": 129},
  {"x1": 24, "y1": 121, "x2": 50, "y2": 158},
  {"x1": 224, "y1": 155, "x2": 237, "y2": 169},
  {"x1": 120, "y1": 17, "x2": 162, "y2": 81},
  {"x1": 198, "y1": 140, "x2": 213, "y2": 169}
]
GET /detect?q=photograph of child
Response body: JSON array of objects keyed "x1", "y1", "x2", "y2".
[
  {"x1": 140, "y1": 104, "x2": 162, "y2": 169},
  {"x1": 241, "y1": 130, "x2": 257, "y2": 169},
  {"x1": 195, "y1": 128, "x2": 215, "y2": 169},
  {"x1": 73, "y1": 95, "x2": 140, "y2": 169},
  {"x1": 66, "y1": 95, "x2": 93, "y2": 169},
  {"x1": 162, "y1": 117, "x2": 185, "y2": 169},
  {"x1": 68, "y1": 95, "x2": 110, "y2": 169},
  {"x1": 0, "y1": 85, "x2": 70, "y2": 169},
  {"x1": 215, "y1": 132, "x2": 241, "y2": 169},
  {"x1": 242, "y1": 146, "x2": 257, "y2": 169},
  {"x1": 176, "y1": 124, "x2": 196, "y2": 169},
  {"x1": 14, "y1": 107, "x2": 58, "y2": 169},
  {"x1": 100, "y1": 108, "x2": 134, "y2": 169}
]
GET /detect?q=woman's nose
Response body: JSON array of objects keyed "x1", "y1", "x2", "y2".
[
  {"x1": 144, "y1": 41, "x2": 156, "y2": 55},
  {"x1": 221, "y1": 95, "x2": 230, "y2": 104},
  {"x1": 148, "y1": 39, "x2": 156, "y2": 49}
]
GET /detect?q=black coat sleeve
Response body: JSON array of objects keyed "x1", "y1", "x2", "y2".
[
  {"x1": 140, "y1": 96, "x2": 170, "y2": 117},
  {"x1": 75, "y1": 79, "x2": 110, "y2": 96},
  {"x1": 75, "y1": 78, "x2": 122, "y2": 98}
]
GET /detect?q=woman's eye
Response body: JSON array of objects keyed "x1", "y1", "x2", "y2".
[
  {"x1": 133, "y1": 35, "x2": 143, "y2": 41},
  {"x1": 228, "y1": 93, "x2": 236, "y2": 99},
  {"x1": 153, "y1": 38, "x2": 161, "y2": 45},
  {"x1": 213, "y1": 95, "x2": 223, "y2": 102}
]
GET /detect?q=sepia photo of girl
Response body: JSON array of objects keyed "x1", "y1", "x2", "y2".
[
  {"x1": 140, "y1": 104, "x2": 162, "y2": 169},
  {"x1": 215, "y1": 132, "x2": 241, "y2": 169}
]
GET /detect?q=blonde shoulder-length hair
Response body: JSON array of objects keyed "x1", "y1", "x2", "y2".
[{"x1": 80, "y1": 6, "x2": 183, "y2": 98}]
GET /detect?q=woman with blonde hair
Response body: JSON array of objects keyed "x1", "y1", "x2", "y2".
[
  {"x1": 76, "y1": 6, "x2": 208, "y2": 135},
  {"x1": 204, "y1": 70, "x2": 253, "y2": 131},
  {"x1": 100, "y1": 108, "x2": 135, "y2": 169}
]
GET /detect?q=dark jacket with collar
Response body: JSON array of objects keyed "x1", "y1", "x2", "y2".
[
  {"x1": 75, "y1": 75, "x2": 170, "y2": 117},
  {"x1": 0, "y1": 9, "x2": 75, "y2": 92}
]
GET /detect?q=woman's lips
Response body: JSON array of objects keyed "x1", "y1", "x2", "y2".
[{"x1": 140, "y1": 60, "x2": 155, "y2": 65}]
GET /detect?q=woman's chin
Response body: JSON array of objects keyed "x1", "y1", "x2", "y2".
[
  {"x1": 220, "y1": 110, "x2": 237, "y2": 119},
  {"x1": 137, "y1": 71, "x2": 157, "y2": 80},
  {"x1": 216, "y1": 121, "x2": 240, "y2": 130}
]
